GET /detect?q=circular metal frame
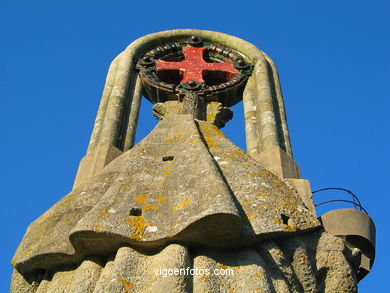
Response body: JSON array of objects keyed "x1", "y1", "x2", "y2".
[{"x1": 136, "y1": 36, "x2": 253, "y2": 107}]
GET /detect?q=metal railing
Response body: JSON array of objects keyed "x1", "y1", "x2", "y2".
[{"x1": 312, "y1": 187, "x2": 368, "y2": 214}]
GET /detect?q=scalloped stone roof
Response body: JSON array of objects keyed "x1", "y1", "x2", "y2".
[{"x1": 13, "y1": 115, "x2": 319, "y2": 275}]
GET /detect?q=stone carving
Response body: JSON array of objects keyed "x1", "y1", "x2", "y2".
[{"x1": 11, "y1": 29, "x2": 368, "y2": 293}]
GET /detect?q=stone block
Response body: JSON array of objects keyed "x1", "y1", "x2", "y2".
[
  {"x1": 73, "y1": 143, "x2": 122, "y2": 189},
  {"x1": 285, "y1": 178, "x2": 316, "y2": 216},
  {"x1": 320, "y1": 208, "x2": 376, "y2": 281},
  {"x1": 251, "y1": 146, "x2": 300, "y2": 179}
]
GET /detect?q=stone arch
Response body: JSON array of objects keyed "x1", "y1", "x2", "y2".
[{"x1": 75, "y1": 29, "x2": 299, "y2": 189}]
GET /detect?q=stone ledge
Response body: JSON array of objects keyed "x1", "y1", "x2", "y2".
[
  {"x1": 285, "y1": 178, "x2": 316, "y2": 216},
  {"x1": 73, "y1": 143, "x2": 122, "y2": 189},
  {"x1": 251, "y1": 146, "x2": 300, "y2": 179}
]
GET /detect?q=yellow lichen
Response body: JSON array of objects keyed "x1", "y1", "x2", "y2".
[
  {"x1": 94, "y1": 222, "x2": 104, "y2": 232},
  {"x1": 143, "y1": 204, "x2": 159, "y2": 210},
  {"x1": 284, "y1": 224, "x2": 296, "y2": 232},
  {"x1": 220, "y1": 264, "x2": 229, "y2": 269},
  {"x1": 94, "y1": 209, "x2": 111, "y2": 232},
  {"x1": 262, "y1": 169, "x2": 277, "y2": 178},
  {"x1": 256, "y1": 193, "x2": 266, "y2": 197},
  {"x1": 162, "y1": 170, "x2": 172, "y2": 175},
  {"x1": 246, "y1": 214, "x2": 256, "y2": 221},
  {"x1": 125, "y1": 216, "x2": 150, "y2": 238},
  {"x1": 156, "y1": 197, "x2": 167, "y2": 202},
  {"x1": 252, "y1": 273, "x2": 260, "y2": 280},
  {"x1": 206, "y1": 113, "x2": 216, "y2": 121},
  {"x1": 129, "y1": 233, "x2": 141, "y2": 240},
  {"x1": 271, "y1": 179, "x2": 289, "y2": 190},
  {"x1": 118, "y1": 279, "x2": 133, "y2": 293},
  {"x1": 172, "y1": 199, "x2": 191, "y2": 210},
  {"x1": 297, "y1": 255, "x2": 309, "y2": 265},
  {"x1": 119, "y1": 183, "x2": 129, "y2": 191},
  {"x1": 164, "y1": 135, "x2": 181, "y2": 143},
  {"x1": 134, "y1": 193, "x2": 149, "y2": 203},
  {"x1": 274, "y1": 249, "x2": 284, "y2": 256},
  {"x1": 202, "y1": 134, "x2": 219, "y2": 149},
  {"x1": 247, "y1": 172, "x2": 262, "y2": 177}
]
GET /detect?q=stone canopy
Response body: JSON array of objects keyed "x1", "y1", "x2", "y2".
[
  {"x1": 13, "y1": 113, "x2": 320, "y2": 275},
  {"x1": 11, "y1": 30, "x2": 366, "y2": 293}
]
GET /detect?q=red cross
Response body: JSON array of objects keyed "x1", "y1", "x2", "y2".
[{"x1": 156, "y1": 46, "x2": 238, "y2": 84}]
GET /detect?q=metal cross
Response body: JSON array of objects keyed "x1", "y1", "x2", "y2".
[{"x1": 156, "y1": 46, "x2": 238, "y2": 84}]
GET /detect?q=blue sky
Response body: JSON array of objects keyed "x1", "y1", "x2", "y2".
[{"x1": 1, "y1": 0, "x2": 388, "y2": 291}]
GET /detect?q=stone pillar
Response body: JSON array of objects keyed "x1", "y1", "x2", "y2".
[
  {"x1": 243, "y1": 55, "x2": 300, "y2": 180},
  {"x1": 123, "y1": 75, "x2": 143, "y2": 151},
  {"x1": 73, "y1": 60, "x2": 141, "y2": 189},
  {"x1": 254, "y1": 56, "x2": 280, "y2": 151},
  {"x1": 242, "y1": 52, "x2": 311, "y2": 213},
  {"x1": 87, "y1": 54, "x2": 121, "y2": 153},
  {"x1": 98, "y1": 57, "x2": 135, "y2": 147},
  {"x1": 243, "y1": 76, "x2": 259, "y2": 156}
]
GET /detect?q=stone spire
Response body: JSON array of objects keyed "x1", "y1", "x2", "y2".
[{"x1": 11, "y1": 29, "x2": 374, "y2": 293}]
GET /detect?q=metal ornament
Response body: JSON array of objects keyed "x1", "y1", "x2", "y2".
[{"x1": 136, "y1": 36, "x2": 253, "y2": 107}]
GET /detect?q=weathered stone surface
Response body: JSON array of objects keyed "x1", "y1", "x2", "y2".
[
  {"x1": 154, "y1": 100, "x2": 233, "y2": 129},
  {"x1": 11, "y1": 29, "x2": 369, "y2": 292},
  {"x1": 10, "y1": 270, "x2": 38, "y2": 293},
  {"x1": 314, "y1": 232, "x2": 358, "y2": 292},
  {"x1": 252, "y1": 146, "x2": 300, "y2": 179},
  {"x1": 320, "y1": 208, "x2": 376, "y2": 280},
  {"x1": 205, "y1": 101, "x2": 233, "y2": 128},
  {"x1": 285, "y1": 178, "x2": 316, "y2": 215},
  {"x1": 153, "y1": 101, "x2": 183, "y2": 119},
  {"x1": 70, "y1": 257, "x2": 103, "y2": 293},
  {"x1": 12, "y1": 172, "x2": 118, "y2": 272},
  {"x1": 181, "y1": 92, "x2": 206, "y2": 120},
  {"x1": 13, "y1": 114, "x2": 320, "y2": 277},
  {"x1": 73, "y1": 142, "x2": 122, "y2": 189},
  {"x1": 86, "y1": 29, "x2": 294, "y2": 163},
  {"x1": 12, "y1": 230, "x2": 360, "y2": 292}
]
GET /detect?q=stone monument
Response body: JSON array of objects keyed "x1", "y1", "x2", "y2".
[{"x1": 11, "y1": 29, "x2": 375, "y2": 292}]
